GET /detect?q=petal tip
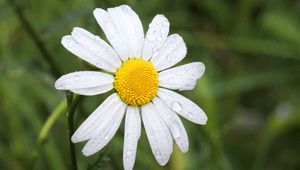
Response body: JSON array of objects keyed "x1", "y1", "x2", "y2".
[
  {"x1": 93, "y1": 8, "x2": 105, "y2": 16},
  {"x1": 71, "y1": 135, "x2": 80, "y2": 143},
  {"x1": 181, "y1": 146, "x2": 189, "y2": 154},
  {"x1": 54, "y1": 79, "x2": 63, "y2": 90},
  {"x1": 61, "y1": 35, "x2": 74, "y2": 48},
  {"x1": 198, "y1": 114, "x2": 208, "y2": 125},
  {"x1": 82, "y1": 147, "x2": 94, "y2": 157}
]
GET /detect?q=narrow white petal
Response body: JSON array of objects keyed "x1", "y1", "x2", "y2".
[
  {"x1": 71, "y1": 27, "x2": 122, "y2": 69},
  {"x1": 71, "y1": 84, "x2": 113, "y2": 96},
  {"x1": 159, "y1": 62, "x2": 205, "y2": 91},
  {"x1": 55, "y1": 71, "x2": 114, "y2": 95},
  {"x1": 93, "y1": 8, "x2": 128, "y2": 61},
  {"x1": 152, "y1": 97, "x2": 189, "y2": 153},
  {"x1": 93, "y1": 5, "x2": 144, "y2": 60},
  {"x1": 151, "y1": 34, "x2": 187, "y2": 71},
  {"x1": 71, "y1": 93, "x2": 123, "y2": 143},
  {"x1": 157, "y1": 88, "x2": 207, "y2": 125},
  {"x1": 141, "y1": 102, "x2": 173, "y2": 165},
  {"x1": 123, "y1": 107, "x2": 141, "y2": 170},
  {"x1": 61, "y1": 35, "x2": 116, "y2": 72},
  {"x1": 142, "y1": 15, "x2": 169, "y2": 61},
  {"x1": 81, "y1": 95, "x2": 127, "y2": 156}
]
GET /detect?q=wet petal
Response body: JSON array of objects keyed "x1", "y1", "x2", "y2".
[{"x1": 158, "y1": 88, "x2": 207, "y2": 125}]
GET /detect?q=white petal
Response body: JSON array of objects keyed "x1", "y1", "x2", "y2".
[
  {"x1": 159, "y1": 62, "x2": 205, "y2": 91},
  {"x1": 81, "y1": 95, "x2": 127, "y2": 156},
  {"x1": 142, "y1": 15, "x2": 169, "y2": 61},
  {"x1": 71, "y1": 93, "x2": 123, "y2": 143},
  {"x1": 94, "y1": 5, "x2": 144, "y2": 60},
  {"x1": 157, "y1": 88, "x2": 207, "y2": 125},
  {"x1": 71, "y1": 27, "x2": 122, "y2": 69},
  {"x1": 141, "y1": 102, "x2": 173, "y2": 165},
  {"x1": 152, "y1": 97, "x2": 189, "y2": 153},
  {"x1": 71, "y1": 84, "x2": 113, "y2": 96},
  {"x1": 151, "y1": 34, "x2": 187, "y2": 71},
  {"x1": 55, "y1": 71, "x2": 114, "y2": 96},
  {"x1": 61, "y1": 35, "x2": 116, "y2": 72},
  {"x1": 123, "y1": 107, "x2": 141, "y2": 170}
]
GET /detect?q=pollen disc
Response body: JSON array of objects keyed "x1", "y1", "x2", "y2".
[{"x1": 114, "y1": 58, "x2": 158, "y2": 106}]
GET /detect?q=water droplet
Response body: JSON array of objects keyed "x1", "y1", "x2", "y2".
[
  {"x1": 152, "y1": 46, "x2": 160, "y2": 57},
  {"x1": 170, "y1": 120, "x2": 181, "y2": 138},
  {"x1": 104, "y1": 135, "x2": 109, "y2": 140},
  {"x1": 185, "y1": 67, "x2": 199, "y2": 79},
  {"x1": 171, "y1": 101, "x2": 183, "y2": 113},
  {"x1": 157, "y1": 36, "x2": 163, "y2": 42},
  {"x1": 95, "y1": 36, "x2": 101, "y2": 41},
  {"x1": 162, "y1": 21, "x2": 169, "y2": 26},
  {"x1": 121, "y1": 5, "x2": 129, "y2": 13},
  {"x1": 156, "y1": 155, "x2": 161, "y2": 161},
  {"x1": 200, "y1": 115, "x2": 208, "y2": 123},
  {"x1": 188, "y1": 112, "x2": 193, "y2": 119},
  {"x1": 174, "y1": 49, "x2": 179, "y2": 55},
  {"x1": 162, "y1": 154, "x2": 167, "y2": 161},
  {"x1": 166, "y1": 54, "x2": 172, "y2": 61},
  {"x1": 126, "y1": 150, "x2": 131, "y2": 156},
  {"x1": 125, "y1": 133, "x2": 130, "y2": 138},
  {"x1": 89, "y1": 47, "x2": 95, "y2": 52}
]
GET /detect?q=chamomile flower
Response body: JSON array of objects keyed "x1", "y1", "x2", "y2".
[{"x1": 55, "y1": 4, "x2": 207, "y2": 170}]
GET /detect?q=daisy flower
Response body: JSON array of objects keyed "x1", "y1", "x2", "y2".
[{"x1": 55, "y1": 4, "x2": 207, "y2": 170}]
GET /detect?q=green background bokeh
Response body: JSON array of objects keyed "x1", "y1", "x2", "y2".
[{"x1": 1, "y1": 0, "x2": 300, "y2": 169}]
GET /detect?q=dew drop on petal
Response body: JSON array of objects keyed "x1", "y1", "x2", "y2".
[
  {"x1": 188, "y1": 112, "x2": 193, "y2": 119},
  {"x1": 121, "y1": 5, "x2": 129, "y2": 13},
  {"x1": 89, "y1": 47, "x2": 95, "y2": 52},
  {"x1": 185, "y1": 67, "x2": 198, "y2": 79},
  {"x1": 95, "y1": 36, "x2": 101, "y2": 42},
  {"x1": 162, "y1": 21, "x2": 169, "y2": 26},
  {"x1": 104, "y1": 134, "x2": 109, "y2": 140},
  {"x1": 95, "y1": 52, "x2": 101, "y2": 56},
  {"x1": 152, "y1": 46, "x2": 160, "y2": 57},
  {"x1": 171, "y1": 101, "x2": 183, "y2": 113},
  {"x1": 170, "y1": 120, "x2": 181, "y2": 138},
  {"x1": 200, "y1": 115, "x2": 208, "y2": 123},
  {"x1": 166, "y1": 54, "x2": 172, "y2": 61},
  {"x1": 157, "y1": 36, "x2": 163, "y2": 42},
  {"x1": 156, "y1": 155, "x2": 161, "y2": 161}
]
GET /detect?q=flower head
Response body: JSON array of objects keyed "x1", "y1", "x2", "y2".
[{"x1": 55, "y1": 4, "x2": 207, "y2": 170}]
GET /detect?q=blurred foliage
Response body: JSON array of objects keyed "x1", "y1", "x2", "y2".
[{"x1": 1, "y1": 0, "x2": 300, "y2": 169}]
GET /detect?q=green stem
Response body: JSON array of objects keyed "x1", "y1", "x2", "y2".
[
  {"x1": 38, "y1": 100, "x2": 67, "y2": 144},
  {"x1": 31, "y1": 99, "x2": 67, "y2": 168},
  {"x1": 66, "y1": 92, "x2": 82, "y2": 170}
]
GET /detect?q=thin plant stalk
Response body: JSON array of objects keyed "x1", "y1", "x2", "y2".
[{"x1": 66, "y1": 92, "x2": 83, "y2": 170}]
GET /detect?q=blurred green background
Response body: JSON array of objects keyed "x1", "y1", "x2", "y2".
[{"x1": 1, "y1": 0, "x2": 300, "y2": 169}]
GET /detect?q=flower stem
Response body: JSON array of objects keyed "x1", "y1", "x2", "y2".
[
  {"x1": 31, "y1": 99, "x2": 67, "y2": 169},
  {"x1": 66, "y1": 92, "x2": 82, "y2": 170}
]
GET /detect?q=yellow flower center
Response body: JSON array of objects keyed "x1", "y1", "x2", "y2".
[{"x1": 114, "y1": 58, "x2": 158, "y2": 106}]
